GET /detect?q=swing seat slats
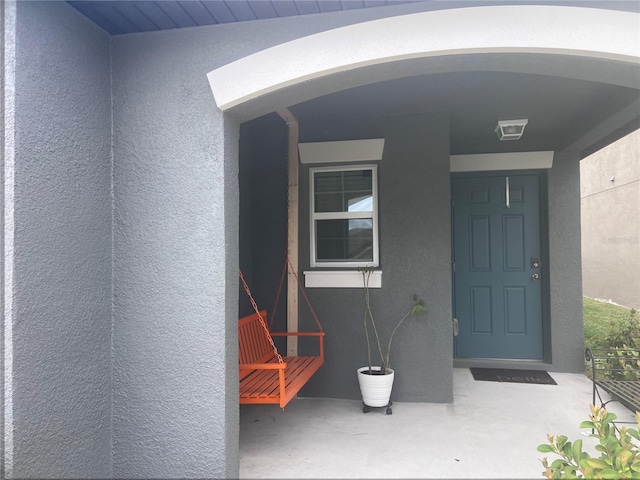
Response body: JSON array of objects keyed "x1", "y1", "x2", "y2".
[{"x1": 239, "y1": 310, "x2": 324, "y2": 409}]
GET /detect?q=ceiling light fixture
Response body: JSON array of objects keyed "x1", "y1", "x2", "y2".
[{"x1": 495, "y1": 119, "x2": 528, "y2": 141}]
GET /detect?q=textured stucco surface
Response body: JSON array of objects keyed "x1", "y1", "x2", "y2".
[
  {"x1": 581, "y1": 130, "x2": 640, "y2": 309},
  {"x1": 108, "y1": 8, "x2": 461, "y2": 475},
  {"x1": 2, "y1": 2, "x2": 15, "y2": 477},
  {"x1": 111, "y1": 29, "x2": 240, "y2": 478},
  {"x1": 548, "y1": 153, "x2": 585, "y2": 372},
  {"x1": 11, "y1": 2, "x2": 112, "y2": 477}
]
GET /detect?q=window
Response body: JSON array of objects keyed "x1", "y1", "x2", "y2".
[{"x1": 310, "y1": 165, "x2": 378, "y2": 268}]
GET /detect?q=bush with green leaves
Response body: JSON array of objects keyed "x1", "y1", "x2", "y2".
[
  {"x1": 537, "y1": 404, "x2": 640, "y2": 479},
  {"x1": 586, "y1": 308, "x2": 640, "y2": 382},
  {"x1": 603, "y1": 308, "x2": 639, "y2": 349}
]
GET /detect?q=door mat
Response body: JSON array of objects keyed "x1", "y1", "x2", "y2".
[{"x1": 470, "y1": 368, "x2": 557, "y2": 385}]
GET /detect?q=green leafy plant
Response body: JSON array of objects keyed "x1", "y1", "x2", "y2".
[
  {"x1": 595, "y1": 349, "x2": 640, "y2": 382},
  {"x1": 583, "y1": 297, "x2": 634, "y2": 351},
  {"x1": 584, "y1": 304, "x2": 640, "y2": 381},
  {"x1": 590, "y1": 308, "x2": 640, "y2": 382},
  {"x1": 537, "y1": 404, "x2": 640, "y2": 479},
  {"x1": 603, "y1": 308, "x2": 640, "y2": 350},
  {"x1": 359, "y1": 267, "x2": 426, "y2": 375}
]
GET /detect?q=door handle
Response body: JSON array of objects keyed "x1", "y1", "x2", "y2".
[
  {"x1": 531, "y1": 273, "x2": 540, "y2": 281},
  {"x1": 505, "y1": 176, "x2": 510, "y2": 209}
]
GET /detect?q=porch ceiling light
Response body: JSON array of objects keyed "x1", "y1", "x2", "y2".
[{"x1": 495, "y1": 119, "x2": 528, "y2": 141}]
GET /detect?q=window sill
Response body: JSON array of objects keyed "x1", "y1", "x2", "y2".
[{"x1": 303, "y1": 270, "x2": 382, "y2": 288}]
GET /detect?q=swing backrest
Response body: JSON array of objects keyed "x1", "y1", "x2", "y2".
[{"x1": 238, "y1": 310, "x2": 278, "y2": 368}]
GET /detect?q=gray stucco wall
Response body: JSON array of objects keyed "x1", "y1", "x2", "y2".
[
  {"x1": 108, "y1": 7, "x2": 457, "y2": 476},
  {"x1": 10, "y1": 2, "x2": 112, "y2": 477},
  {"x1": 239, "y1": 114, "x2": 289, "y2": 331},
  {"x1": 111, "y1": 31, "x2": 240, "y2": 478},
  {"x1": 296, "y1": 112, "x2": 453, "y2": 403},
  {"x1": 581, "y1": 130, "x2": 640, "y2": 310},
  {"x1": 548, "y1": 152, "x2": 585, "y2": 372},
  {"x1": 3, "y1": 0, "x2": 597, "y2": 477}
]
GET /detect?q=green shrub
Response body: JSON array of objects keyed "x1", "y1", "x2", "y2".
[
  {"x1": 603, "y1": 309, "x2": 640, "y2": 349},
  {"x1": 538, "y1": 404, "x2": 640, "y2": 479},
  {"x1": 589, "y1": 308, "x2": 640, "y2": 381},
  {"x1": 584, "y1": 297, "x2": 637, "y2": 351}
]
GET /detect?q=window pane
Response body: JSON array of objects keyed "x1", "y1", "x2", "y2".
[
  {"x1": 316, "y1": 219, "x2": 373, "y2": 262},
  {"x1": 314, "y1": 170, "x2": 373, "y2": 213}
]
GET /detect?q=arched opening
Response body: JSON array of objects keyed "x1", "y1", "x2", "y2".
[
  {"x1": 226, "y1": 4, "x2": 639, "y2": 405},
  {"x1": 208, "y1": 5, "x2": 639, "y2": 120}
]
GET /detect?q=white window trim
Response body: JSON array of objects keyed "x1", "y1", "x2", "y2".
[
  {"x1": 299, "y1": 139, "x2": 385, "y2": 164},
  {"x1": 450, "y1": 151, "x2": 554, "y2": 172},
  {"x1": 304, "y1": 270, "x2": 382, "y2": 288},
  {"x1": 310, "y1": 164, "x2": 379, "y2": 268}
]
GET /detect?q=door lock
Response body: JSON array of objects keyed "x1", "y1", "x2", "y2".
[
  {"x1": 531, "y1": 256, "x2": 540, "y2": 269},
  {"x1": 531, "y1": 273, "x2": 540, "y2": 281}
]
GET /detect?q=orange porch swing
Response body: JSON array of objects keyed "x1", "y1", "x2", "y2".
[{"x1": 238, "y1": 253, "x2": 324, "y2": 409}]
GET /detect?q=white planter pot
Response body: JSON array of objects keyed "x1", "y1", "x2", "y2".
[{"x1": 357, "y1": 366, "x2": 394, "y2": 407}]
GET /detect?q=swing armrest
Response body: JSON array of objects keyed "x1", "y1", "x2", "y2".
[
  {"x1": 239, "y1": 362, "x2": 286, "y2": 370},
  {"x1": 269, "y1": 332, "x2": 324, "y2": 337}
]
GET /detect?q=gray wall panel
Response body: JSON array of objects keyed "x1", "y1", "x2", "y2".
[
  {"x1": 548, "y1": 152, "x2": 585, "y2": 372},
  {"x1": 11, "y1": 2, "x2": 112, "y2": 477},
  {"x1": 111, "y1": 29, "x2": 240, "y2": 477},
  {"x1": 295, "y1": 113, "x2": 453, "y2": 403},
  {"x1": 239, "y1": 114, "x2": 289, "y2": 333},
  {"x1": 107, "y1": 16, "x2": 465, "y2": 475},
  {"x1": 108, "y1": 7, "x2": 450, "y2": 477},
  {"x1": 223, "y1": 116, "x2": 241, "y2": 479}
]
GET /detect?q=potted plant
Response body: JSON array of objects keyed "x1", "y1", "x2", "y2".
[{"x1": 357, "y1": 267, "x2": 426, "y2": 414}]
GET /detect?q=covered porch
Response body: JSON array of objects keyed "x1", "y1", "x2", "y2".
[
  {"x1": 240, "y1": 368, "x2": 636, "y2": 478},
  {"x1": 3, "y1": 1, "x2": 639, "y2": 478}
]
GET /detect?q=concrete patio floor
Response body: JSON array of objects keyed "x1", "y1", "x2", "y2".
[{"x1": 239, "y1": 368, "x2": 637, "y2": 478}]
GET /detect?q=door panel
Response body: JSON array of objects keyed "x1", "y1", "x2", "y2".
[{"x1": 453, "y1": 174, "x2": 543, "y2": 359}]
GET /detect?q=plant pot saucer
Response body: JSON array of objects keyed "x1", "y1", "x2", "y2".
[{"x1": 362, "y1": 400, "x2": 393, "y2": 415}]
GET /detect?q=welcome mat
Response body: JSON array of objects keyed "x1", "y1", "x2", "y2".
[{"x1": 470, "y1": 368, "x2": 557, "y2": 385}]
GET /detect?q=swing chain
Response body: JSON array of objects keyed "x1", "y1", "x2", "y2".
[
  {"x1": 270, "y1": 260, "x2": 287, "y2": 329},
  {"x1": 287, "y1": 256, "x2": 323, "y2": 333},
  {"x1": 239, "y1": 270, "x2": 284, "y2": 364},
  {"x1": 269, "y1": 197, "x2": 324, "y2": 333}
]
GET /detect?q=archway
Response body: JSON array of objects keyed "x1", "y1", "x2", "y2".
[{"x1": 207, "y1": 5, "x2": 639, "y2": 119}]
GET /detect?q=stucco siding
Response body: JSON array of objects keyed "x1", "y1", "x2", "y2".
[
  {"x1": 239, "y1": 114, "x2": 289, "y2": 326},
  {"x1": 111, "y1": 30, "x2": 240, "y2": 478},
  {"x1": 108, "y1": 9, "x2": 457, "y2": 475},
  {"x1": 548, "y1": 153, "x2": 585, "y2": 372},
  {"x1": 581, "y1": 129, "x2": 640, "y2": 309},
  {"x1": 10, "y1": 2, "x2": 112, "y2": 477},
  {"x1": 294, "y1": 112, "x2": 453, "y2": 403}
]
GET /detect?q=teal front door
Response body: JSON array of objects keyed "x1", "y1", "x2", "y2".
[{"x1": 453, "y1": 174, "x2": 543, "y2": 359}]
